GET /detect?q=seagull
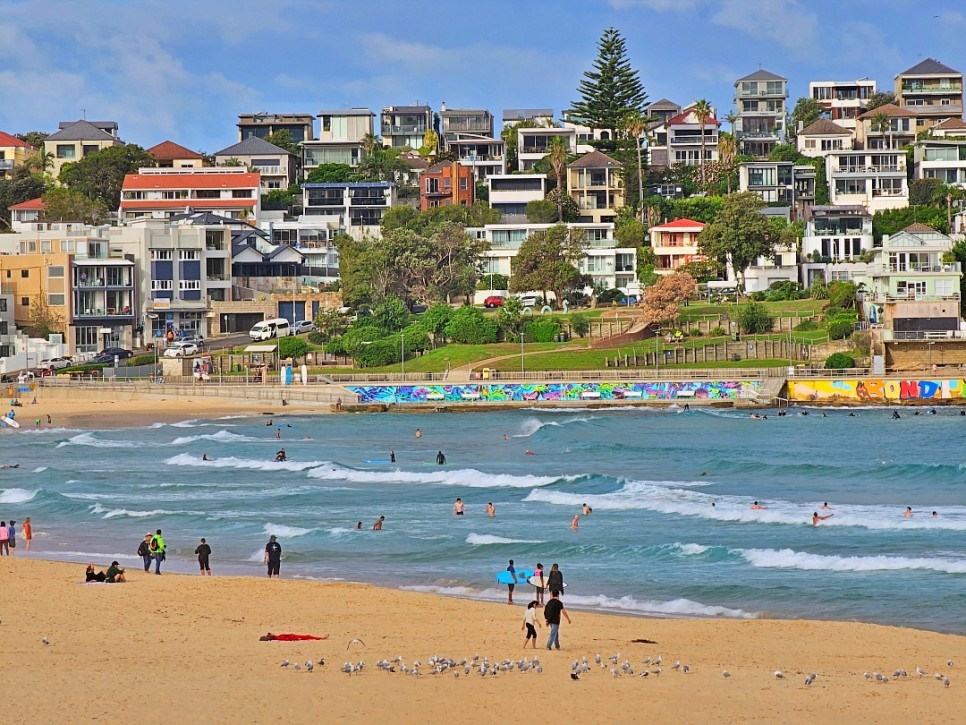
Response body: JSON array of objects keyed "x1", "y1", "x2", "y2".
[
  {"x1": 280, "y1": 660, "x2": 290, "y2": 668},
  {"x1": 949, "y1": 660, "x2": 955, "y2": 668},
  {"x1": 774, "y1": 670, "x2": 784, "y2": 679},
  {"x1": 672, "y1": 660, "x2": 681, "y2": 671},
  {"x1": 682, "y1": 665, "x2": 690, "y2": 674},
  {"x1": 595, "y1": 653, "x2": 602, "y2": 665},
  {"x1": 722, "y1": 670, "x2": 731, "y2": 678},
  {"x1": 875, "y1": 673, "x2": 886, "y2": 683},
  {"x1": 305, "y1": 661, "x2": 313, "y2": 672},
  {"x1": 935, "y1": 672, "x2": 944, "y2": 680},
  {"x1": 639, "y1": 671, "x2": 649, "y2": 678},
  {"x1": 318, "y1": 658, "x2": 325, "y2": 666},
  {"x1": 293, "y1": 663, "x2": 301, "y2": 671},
  {"x1": 571, "y1": 673, "x2": 579, "y2": 680},
  {"x1": 346, "y1": 638, "x2": 366, "y2": 650},
  {"x1": 863, "y1": 672, "x2": 873, "y2": 681},
  {"x1": 643, "y1": 657, "x2": 651, "y2": 665},
  {"x1": 42, "y1": 637, "x2": 49, "y2": 646},
  {"x1": 611, "y1": 668, "x2": 621, "y2": 677},
  {"x1": 944, "y1": 678, "x2": 950, "y2": 687},
  {"x1": 805, "y1": 673, "x2": 816, "y2": 686},
  {"x1": 655, "y1": 655, "x2": 663, "y2": 665},
  {"x1": 917, "y1": 666, "x2": 928, "y2": 677}
]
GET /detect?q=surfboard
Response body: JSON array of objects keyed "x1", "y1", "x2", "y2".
[
  {"x1": 2, "y1": 416, "x2": 20, "y2": 428},
  {"x1": 528, "y1": 575, "x2": 566, "y2": 589},
  {"x1": 363, "y1": 459, "x2": 392, "y2": 464},
  {"x1": 496, "y1": 569, "x2": 533, "y2": 584}
]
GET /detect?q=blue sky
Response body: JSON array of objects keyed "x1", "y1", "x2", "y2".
[{"x1": 2, "y1": 0, "x2": 965, "y2": 152}]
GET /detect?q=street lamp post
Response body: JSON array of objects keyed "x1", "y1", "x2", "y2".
[
  {"x1": 401, "y1": 333, "x2": 405, "y2": 377},
  {"x1": 520, "y1": 331, "x2": 525, "y2": 377},
  {"x1": 146, "y1": 314, "x2": 159, "y2": 380}
]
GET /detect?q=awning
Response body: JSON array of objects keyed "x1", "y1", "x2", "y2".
[{"x1": 244, "y1": 344, "x2": 278, "y2": 353}]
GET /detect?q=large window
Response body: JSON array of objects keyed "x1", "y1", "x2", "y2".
[
  {"x1": 151, "y1": 279, "x2": 173, "y2": 291},
  {"x1": 179, "y1": 279, "x2": 201, "y2": 291},
  {"x1": 56, "y1": 144, "x2": 76, "y2": 159},
  {"x1": 151, "y1": 249, "x2": 173, "y2": 260},
  {"x1": 179, "y1": 250, "x2": 199, "y2": 261}
]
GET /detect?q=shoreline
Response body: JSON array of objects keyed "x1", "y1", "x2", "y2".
[{"x1": 2, "y1": 556, "x2": 963, "y2": 722}]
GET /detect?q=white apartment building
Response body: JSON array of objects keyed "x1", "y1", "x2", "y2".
[
  {"x1": 119, "y1": 167, "x2": 262, "y2": 222},
  {"x1": 796, "y1": 119, "x2": 854, "y2": 158},
  {"x1": 302, "y1": 182, "x2": 396, "y2": 240},
  {"x1": 809, "y1": 79, "x2": 876, "y2": 130},
  {"x1": 914, "y1": 118, "x2": 966, "y2": 187},
  {"x1": 826, "y1": 150, "x2": 909, "y2": 213},
  {"x1": 734, "y1": 70, "x2": 787, "y2": 158},
  {"x1": 800, "y1": 205, "x2": 874, "y2": 288},
  {"x1": 516, "y1": 127, "x2": 577, "y2": 171},
  {"x1": 487, "y1": 174, "x2": 546, "y2": 221},
  {"x1": 301, "y1": 108, "x2": 375, "y2": 172}
]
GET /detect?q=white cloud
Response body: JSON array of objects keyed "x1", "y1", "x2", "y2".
[
  {"x1": 711, "y1": 0, "x2": 819, "y2": 58},
  {"x1": 608, "y1": 0, "x2": 699, "y2": 10}
]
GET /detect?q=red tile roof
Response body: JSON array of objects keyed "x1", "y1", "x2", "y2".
[
  {"x1": 0, "y1": 131, "x2": 35, "y2": 149},
  {"x1": 666, "y1": 110, "x2": 720, "y2": 126},
  {"x1": 651, "y1": 218, "x2": 705, "y2": 230},
  {"x1": 146, "y1": 140, "x2": 204, "y2": 160},
  {"x1": 902, "y1": 223, "x2": 938, "y2": 233},
  {"x1": 9, "y1": 197, "x2": 45, "y2": 211},
  {"x1": 934, "y1": 118, "x2": 966, "y2": 131},
  {"x1": 857, "y1": 103, "x2": 917, "y2": 119},
  {"x1": 119, "y1": 199, "x2": 256, "y2": 210},
  {"x1": 122, "y1": 172, "x2": 260, "y2": 190}
]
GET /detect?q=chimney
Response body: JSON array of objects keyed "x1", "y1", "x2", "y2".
[{"x1": 441, "y1": 101, "x2": 446, "y2": 112}]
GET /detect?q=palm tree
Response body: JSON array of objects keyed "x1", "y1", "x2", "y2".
[
  {"x1": 718, "y1": 135, "x2": 737, "y2": 194},
  {"x1": 870, "y1": 111, "x2": 891, "y2": 150},
  {"x1": 623, "y1": 112, "x2": 649, "y2": 221},
  {"x1": 691, "y1": 99, "x2": 713, "y2": 188},
  {"x1": 546, "y1": 136, "x2": 569, "y2": 222},
  {"x1": 25, "y1": 150, "x2": 54, "y2": 177}
]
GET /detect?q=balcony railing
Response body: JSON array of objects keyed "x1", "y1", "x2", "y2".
[
  {"x1": 520, "y1": 145, "x2": 549, "y2": 154},
  {"x1": 882, "y1": 329, "x2": 965, "y2": 341},
  {"x1": 901, "y1": 82, "x2": 963, "y2": 94},
  {"x1": 252, "y1": 165, "x2": 284, "y2": 175},
  {"x1": 349, "y1": 196, "x2": 386, "y2": 206},
  {"x1": 879, "y1": 262, "x2": 960, "y2": 273},
  {"x1": 871, "y1": 189, "x2": 906, "y2": 197},
  {"x1": 382, "y1": 124, "x2": 428, "y2": 136},
  {"x1": 834, "y1": 165, "x2": 903, "y2": 174}
]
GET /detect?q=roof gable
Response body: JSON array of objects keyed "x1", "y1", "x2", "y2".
[
  {"x1": 736, "y1": 69, "x2": 786, "y2": 82},
  {"x1": 146, "y1": 140, "x2": 203, "y2": 160},
  {"x1": 651, "y1": 218, "x2": 705, "y2": 231},
  {"x1": 899, "y1": 58, "x2": 960, "y2": 76},
  {"x1": 9, "y1": 197, "x2": 45, "y2": 211},
  {"x1": 799, "y1": 119, "x2": 852, "y2": 136},
  {"x1": 667, "y1": 109, "x2": 721, "y2": 126},
  {"x1": 902, "y1": 223, "x2": 939, "y2": 233},
  {"x1": 933, "y1": 118, "x2": 966, "y2": 131},
  {"x1": 213, "y1": 136, "x2": 291, "y2": 157},
  {"x1": 647, "y1": 98, "x2": 681, "y2": 111},
  {"x1": 568, "y1": 150, "x2": 622, "y2": 169},
  {"x1": 0, "y1": 131, "x2": 35, "y2": 149},
  {"x1": 46, "y1": 120, "x2": 117, "y2": 142},
  {"x1": 857, "y1": 103, "x2": 917, "y2": 119}
]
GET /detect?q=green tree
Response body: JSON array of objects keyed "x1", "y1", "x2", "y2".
[
  {"x1": 333, "y1": 233, "x2": 373, "y2": 308},
  {"x1": 636, "y1": 245, "x2": 658, "y2": 286},
  {"x1": 735, "y1": 301, "x2": 772, "y2": 334},
  {"x1": 418, "y1": 303, "x2": 453, "y2": 342},
  {"x1": 566, "y1": 27, "x2": 648, "y2": 136},
  {"x1": 718, "y1": 134, "x2": 737, "y2": 194},
  {"x1": 788, "y1": 97, "x2": 825, "y2": 139},
  {"x1": 768, "y1": 144, "x2": 802, "y2": 162},
  {"x1": 356, "y1": 140, "x2": 409, "y2": 182},
  {"x1": 371, "y1": 295, "x2": 411, "y2": 332},
  {"x1": 444, "y1": 305, "x2": 498, "y2": 343},
  {"x1": 26, "y1": 291, "x2": 64, "y2": 338},
  {"x1": 501, "y1": 119, "x2": 538, "y2": 172},
  {"x1": 667, "y1": 195, "x2": 724, "y2": 224},
  {"x1": 419, "y1": 129, "x2": 439, "y2": 157},
  {"x1": 58, "y1": 143, "x2": 155, "y2": 208},
  {"x1": 615, "y1": 218, "x2": 645, "y2": 247},
  {"x1": 870, "y1": 111, "x2": 892, "y2": 149},
  {"x1": 305, "y1": 163, "x2": 353, "y2": 183},
  {"x1": 0, "y1": 167, "x2": 45, "y2": 229},
  {"x1": 622, "y1": 112, "x2": 649, "y2": 217},
  {"x1": 691, "y1": 99, "x2": 713, "y2": 188},
  {"x1": 510, "y1": 224, "x2": 587, "y2": 305},
  {"x1": 872, "y1": 206, "x2": 948, "y2": 241},
  {"x1": 909, "y1": 178, "x2": 946, "y2": 206},
  {"x1": 313, "y1": 308, "x2": 349, "y2": 341},
  {"x1": 497, "y1": 295, "x2": 527, "y2": 339},
  {"x1": 698, "y1": 192, "x2": 775, "y2": 288},
  {"x1": 526, "y1": 199, "x2": 558, "y2": 223},
  {"x1": 866, "y1": 91, "x2": 896, "y2": 111},
  {"x1": 277, "y1": 335, "x2": 309, "y2": 360},
  {"x1": 41, "y1": 187, "x2": 107, "y2": 224},
  {"x1": 16, "y1": 131, "x2": 48, "y2": 149},
  {"x1": 264, "y1": 130, "x2": 299, "y2": 156},
  {"x1": 546, "y1": 136, "x2": 570, "y2": 221}
]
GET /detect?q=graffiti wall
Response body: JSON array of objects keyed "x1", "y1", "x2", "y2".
[
  {"x1": 788, "y1": 379, "x2": 966, "y2": 402},
  {"x1": 346, "y1": 380, "x2": 759, "y2": 405}
]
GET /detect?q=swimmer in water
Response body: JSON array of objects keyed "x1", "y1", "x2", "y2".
[
  {"x1": 570, "y1": 515, "x2": 579, "y2": 530},
  {"x1": 751, "y1": 501, "x2": 766, "y2": 510},
  {"x1": 903, "y1": 506, "x2": 913, "y2": 518},
  {"x1": 485, "y1": 502, "x2": 495, "y2": 518},
  {"x1": 820, "y1": 502, "x2": 831, "y2": 510},
  {"x1": 415, "y1": 428, "x2": 422, "y2": 438},
  {"x1": 525, "y1": 450, "x2": 534, "y2": 456},
  {"x1": 373, "y1": 515, "x2": 385, "y2": 530},
  {"x1": 582, "y1": 503, "x2": 591, "y2": 515},
  {"x1": 202, "y1": 454, "x2": 210, "y2": 461},
  {"x1": 453, "y1": 498, "x2": 464, "y2": 516},
  {"x1": 812, "y1": 512, "x2": 833, "y2": 526},
  {"x1": 503, "y1": 434, "x2": 509, "y2": 441}
]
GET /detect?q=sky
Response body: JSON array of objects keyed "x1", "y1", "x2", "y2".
[{"x1": 2, "y1": 0, "x2": 965, "y2": 153}]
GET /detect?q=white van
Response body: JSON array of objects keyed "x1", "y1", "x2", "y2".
[{"x1": 249, "y1": 318, "x2": 291, "y2": 341}]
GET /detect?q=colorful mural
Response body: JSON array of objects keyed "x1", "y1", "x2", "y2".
[
  {"x1": 346, "y1": 380, "x2": 759, "y2": 405},
  {"x1": 788, "y1": 379, "x2": 966, "y2": 402}
]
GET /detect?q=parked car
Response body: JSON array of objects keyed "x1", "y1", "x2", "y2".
[
  {"x1": 483, "y1": 295, "x2": 506, "y2": 308},
  {"x1": 292, "y1": 320, "x2": 315, "y2": 335},
  {"x1": 163, "y1": 342, "x2": 200, "y2": 358},
  {"x1": 519, "y1": 295, "x2": 538, "y2": 308},
  {"x1": 39, "y1": 356, "x2": 72, "y2": 370},
  {"x1": 100, "y1": 347, "x2": 134, "y2": 360}
]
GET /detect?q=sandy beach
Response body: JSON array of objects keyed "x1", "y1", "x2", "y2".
[{"x1": 1, "y1": 557, "x2": 962, "y2": 724}]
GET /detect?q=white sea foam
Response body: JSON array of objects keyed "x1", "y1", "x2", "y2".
[
  {"x1": 465, "y1": 533, "x2": 544, "y2": 545},
  {"x1": 738, "y1": 547, "x2": 966, "y2": 574},
  {"x1": 170, "y1": 430, "x2": 253, "y2": 446},
  {"x1": 0, "y1": 488, "x2": 38, "y2": 504},
  {"x1": 513, "y1": 415, "x2": 598, "y2": 437},
  {"x1": 57, "y1": 433, "x2": 142, "y2": 449},
  {"x1": 262, "y1": 523, "x2": 314, "y2": 538},
  {"x1": 672, "y1": 543, "x2": 710, "y2": 556},
  {"x1": 164, "y1": 453, "x2": 329, "y2": 472},
  {"x1": 401, "y1": 584, "x2": 755, "y2": 619},
  {"x1": 32, "y1": 466, "x2": 48, "y2": 473},
  {"x1": 327, "y1": 526, "x2": 361, "y2": 536},
  {"x1": 90, "y1": 503, "x2": 184, "y2": 519},
  {"x1": 306, "y1": 463, "x2": 573, "y2": 488},
  {"x1": 171, "y1": 419, "x2": 240, "y2": 428}
]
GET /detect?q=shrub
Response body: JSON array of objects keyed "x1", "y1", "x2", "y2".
[
  {"x1": 354, "y1": 338, "x2": 397, "y2": 368},
  {"x1": 750, "y1": 291, "x2": 766, "y2": 301},
  {"x1": 794, "y1": 318, "x2": 819, "y2": 331},
  {"x1": 709, "y1": 326, "x2": 726, "y2": 337},
  {"x1": 525, "y1": 318, "x2": 561, "y2": 343},
  {"x1": 688, "y1": 328, "x2": 704, "y2": 337},
  {"x1": 278, "y1": 336, "x2": 309, "y2": 360},
  {"x1": 569, "y1": 313, "x2": 590, "y2": 337},
  {"x1": 128, "y1": 354, "x2": 155, "y2": 366},
  {"x1": 826, "y1": 316, "x2": 855, "y2": 340},
  {"x1": 418, "y1": 304, "x2": 453, "y2": 338},
  {"x1": 444, "y1": 305, "x2": 498, "y2": 344},
  {"x1": 735, "y1": 301, "x2": 772, "y2": 334},
  {"x1": 825, "y1": 352, "x2": 855, "y2": 369},
  {"x1": 476, "y1": 274, "x2": 508, "y2": 291},
  {"x1": 827, "y1": 281, "x2": 857, "y2": 309},
  {"x1": 764, "y1": 280, "x2": 801, "y2": 302},
  {"x1": 307, "y1": 331, "x2": 325, "y2": 346},
  {"x1": 596, "y1": 288, "x2": 624, "y2": 305}
]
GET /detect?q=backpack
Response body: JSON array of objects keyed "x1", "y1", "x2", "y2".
[{"x1": 150, "y1": 538, "x2": 159, "y2": 552}]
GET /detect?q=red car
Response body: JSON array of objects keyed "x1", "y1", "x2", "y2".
[{"x1": 483, "y1": 295, "x2": 506, "y2": 308}]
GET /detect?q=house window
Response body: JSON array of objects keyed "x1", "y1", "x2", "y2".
[
  {"x1": 179, "y1": 280, "x2": 201, "y2": 291},
  {"x1": 151, "y1": 279, "x2": 173, "y2": 291},
  {"x1": 151, "y1": 249, "x2": 173, "y2": 260},
  {"x1": 460, "y1": 177, "x2": 468, "y2": 191},
  {"x1": 232, "y1": 189, "x2": 252, "y2": 198},
  {"x1": 48, "y1": 294, "x2": 65, "y2": 306},
  {"x1": 21, "y1": 297, "x2": 29, "y2": 306},
  {"x1": 49, "y1": 266, "x2": 64, "y2": 278},
  {"x1": 56, "y1": 144, "x2": 76, "y2": 159},
  {"x1": 0, "y1": 299, "x2": 6, "y2": 311},
  {"x1": 20, "y1": 269, "x2": 29, "y2": 278},
  {"x1": 196, "y1": 190, "x2": 221, "y2": 199},
  {"x1": 162, "y1": 191, "x2": 188, "y2": 199},
  {"x1": 935, "y1": 279, "x2": 953, "y2": 295},
  {"x1": 178, "y1": 250, "x2": 199, "y2": 261}
]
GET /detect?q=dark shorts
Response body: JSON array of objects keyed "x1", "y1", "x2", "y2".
[
  {"x1": 508, "y1": 583, "x2": 515, "y2": 593},
  {"x1": 199, "y1": 559, "x2": 210, "y2": 571},
  {"x1": 455, "y1": 511, "x2": 463, "y2": 515},
  {"x1": 267, "y1": 560, "x2": 280, "y2": 576},
  {"x1": 526, "y1": 623, "x2": 537, "y2": 639}
]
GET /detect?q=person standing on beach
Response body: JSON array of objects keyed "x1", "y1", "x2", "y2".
[
  {"x1": 264, "y1": 535, "x2": 282, "y2": 578},
  {"x1": 137, "y1": 533, "x2": 153, "y2": 572},
  {"x1": 0, "y1": 521, "x2": 8, "y2": 555},
  {"x1": 195, "y1": 538, "x2": 212, "y2": 576},
  {"x1": 150, "y1": 529, "x2": 166, "y2": 574},
  {"x1": 7, "y1": 520, "x2": 15, "y2": 553},
  {"x1": 506, "y1": 559, "x2": 516, "y2": 604},
  {"x1": 522, "y1": 601, "x2": 540, "y2": 648},
  {"x1": 22, "y1": 517, "x2": 31, "y2": 552},
  {"x1": 543, "y1": 590, "x2": 571, "y2": 650},
  {"x1": 533, "y1": 563, "x2": 545, "y2": 605},
  {"x1": 547, "y1": 563, "x2": 564, "y2": 597}
]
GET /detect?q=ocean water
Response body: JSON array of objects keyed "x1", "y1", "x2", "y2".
[{"x1": 2, "y1": 406, "x2": 965, "y2": 633}]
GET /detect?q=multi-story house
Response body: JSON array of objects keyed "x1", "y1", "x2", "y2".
[
  {"x1": 302, "y1": 181, "x2": 396, "y2": 239},
  {"x1": 855, "y1": 104, "x2": 917, "y2": 150},
  {"x1": 808, "y1": 79, "x2": 876, "y2": 130},
  {"x1": 857, "y1": 224, "x2": 962, "y2": 308},
  {"x1": 502, "y1": 109, "x2": 554, "y2": 128},
  {"x1": 734, "y1": 69, "x2": 787, "y2": 158},
  {"x1": 213, "y1": 137, "x2": 297, "y2": 190},
  {"x1": 259, "y1": 215, "x2": 341, "y2": 285},
  {"x1": 644, "y1": 99, "x2": 682, "y2": 170},
  {"x1": 119, "y1": 167, "x2": 262, "y2": 222},
  {"x1": 517, "y1": 127, "x2": 577, "y2": 172},
  {"x1": 665, "y1": 106, "x2": 720, "y2": 167},
  {"x1": 487, "y1": 174, "x2": 546, "y2": 221},
  {"x1": 796, "y1": 119, "x2": 854, "y2": 158},
  {"x1": 0, "y1": 131, "x2": 35, "y2": 179},
  {"x1": 0, "y1": 224, "x2": 136, "y2": 353},
  {"x1": 237, "y1": 113, "x2": 314, "y2": 144},
  {"x1": 914, "y1": 118, "x2": 966, "y2": 187},
  {"x1": 567, "y1": 150, "x2": 623, "y2": 224},
  {"x1": 146, "y1": 141, "x2": 205, "y2": 169},
  {"x1": 826, "y1": 149, "x2": 908, "y2": 213},
  {"x1": 648, "y1": 218, "x2": 705, "y2": 275},
  {"x1": 44, "y1": 120, "x2": 121, "y2": 177},
  {"x1": 646, "y1": 99, "x2": 682, "y2": 129},
  {"x1": 467, "y1": 222, "x2": 636, "y2": 295},
  {"x1": 420, "y1": 161, "x2": 475, "y2": 210},
  {"x1": 380, "y1": 105, "x2": 432, "y2": 149},
  {"x1": 8, "y1": 197, "x2": 45, "y2": 231},
  {"x1": 448, "y1": 134, "x2": 504, "y2": 182},
  {"x1": 301, "y1": 109, "x2": 375, "y2": 173},
  {"x1": 894, "y1": 59, "x2": 964, "y2": 132},
  {"x1": 800, "y1": 205, "x2": 874, "y2": 288},
  {"x1": 738, "y1": 161, "x2": 815, "y2": 216},
  {"x1": 440, "y1": 105, "x2": 493, "y2": 143}
]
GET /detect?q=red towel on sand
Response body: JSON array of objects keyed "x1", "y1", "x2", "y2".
[{"x1": 261, "y1": 633, "x2": 326, "y2": 641}]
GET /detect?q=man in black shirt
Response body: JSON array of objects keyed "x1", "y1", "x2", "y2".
[
  {"x1": 264, "y1": 535, "x2": 282, "y2": 578},
  {"x1": 544, "y1": 589, "x2": 571, "y2": 650}
]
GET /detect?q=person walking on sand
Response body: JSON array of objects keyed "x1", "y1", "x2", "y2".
[
  {"x1": 486, "y1": 502, "x2": 495, "y2": 518},
  {"x1": 533, "y1": 563, "x2": 545, "y2": 605},
  {"x1": 544, "y1": 590, "x2": 571, "y2": 651},
  {"x1": 22, "y1": 517, "x2": 31, "y2": 553},
  {"x1": 812, "y1": 512, "x2": 833, "y2": 527},
  {"x1": 138, "y1": 532, "x2": 153, "y2": 572},
  {"x1": 506, "y1": 559, "x2": 517, "y2": 604},
  {"x1": 522, "y1": 600, "x2": 541, "y2": 648},
  {"x1": 547, "y1": 563, "x2": 564, "y2": 597},
  {"x1": 0, "y1": 520, "x2": 8, "y2": 556},
  {"x1": 195, "y1": 537, "x2": 212, "y2": 576},
  {"x1": 453, "y1": 497, "x2": 464, "y2": 516},
  {"x1": 264, "y1": 535, "x2": 282, "y2": 578},
  {"x1": 373, "y1": 515, "x2": 385, "y2": 531},
  {"x1": 150, "y1": 529, "x2": 166, "y2": 574}
]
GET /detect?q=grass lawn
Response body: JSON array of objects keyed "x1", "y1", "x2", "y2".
[{"x1": 678, "y1": 299, "x2": 824, "y2": 321}]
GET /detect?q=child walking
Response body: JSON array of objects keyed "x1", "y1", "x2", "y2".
[{"x1": 522, "y1": 600, "x2": 541, "y2": 649}]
